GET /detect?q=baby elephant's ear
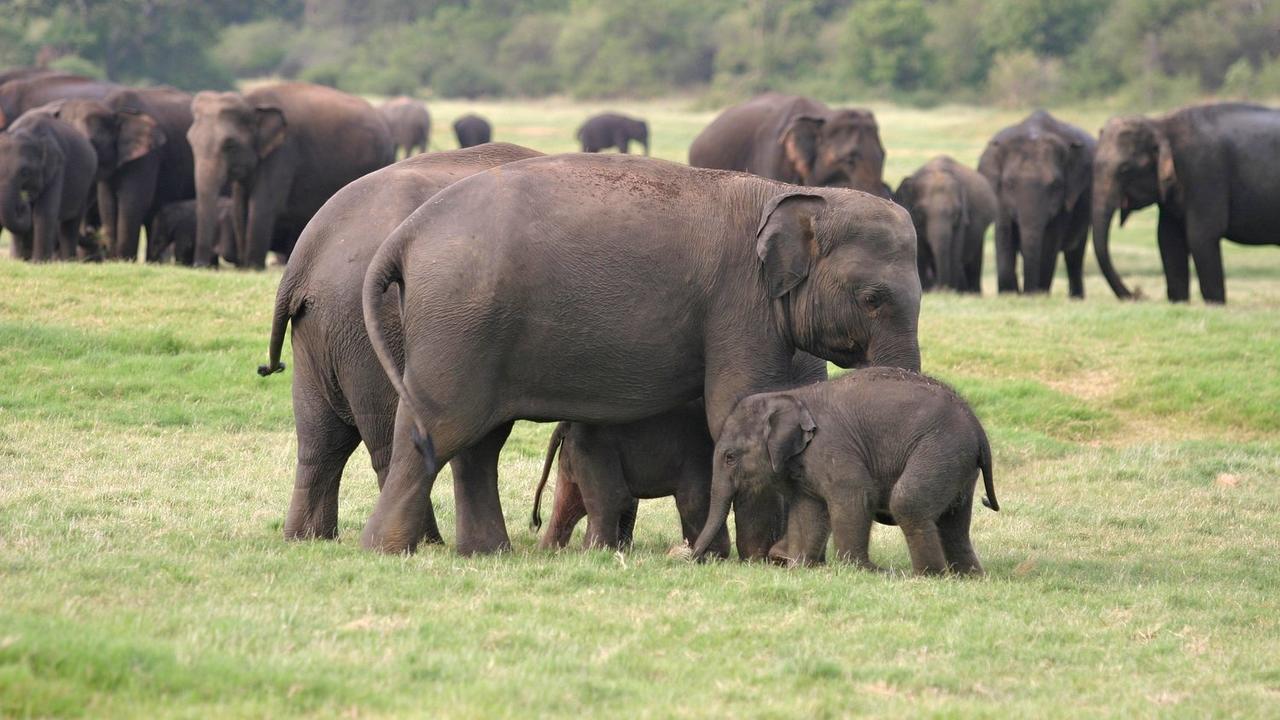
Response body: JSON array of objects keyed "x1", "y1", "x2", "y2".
[{"x1": 763, "y1": 395, "x2": 817, "y2": 472}]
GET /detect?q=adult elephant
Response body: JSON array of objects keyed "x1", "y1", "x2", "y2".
[
  {"x1": 361, "y1": 154, "x2": 922, "y2": 555},
  {"x1": 379, "y1": 97, "x2": 430, "y2": 158},
  {"x1": 257, "y1": 143, "x2": 543, "y2": 542},
  {"x1": 0, "y1": 73, "x2": 117, "y2": 129},
  {"x1": 0, "y1": 113, "x2": 97, "y2": 261},
  {"x1": 688, "y1": 93, "x2": 889, "y2": 198},
  {"x1": 895, "y1": 156, "x2": 997, "y2": 293},
  {"x1": 54, "y1": 87, "x2": 194, "y2": 260},
  {"x1": 1092, "y1": 103, "x2": 1280, "y2": 304},
  {"x1": 187, "y1": 82, "x2": 394, "y2": 269},
  {"x1": 453, "y1": 114, "x2": 491, "y2": 148},
  {"x1": 577, "y1": 112, "x2": 649, "y2": 154},
  {"x1": 978, "y1": 111, "x2": 1095, "y2": 297}
]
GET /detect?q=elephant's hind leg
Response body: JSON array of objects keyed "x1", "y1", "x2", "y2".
[
  {"x1": 890, "y1": 455, "x2": 965, "y2": 575},
  {"x1": 286, "y1": 389, "x2": 360, "y2": 540},
  {"x1": 450, "y1": 422, "x2": 515, "y2": 555},
  {"x1": 936, "y1": 486, "x2": 984, "y2": 575}
]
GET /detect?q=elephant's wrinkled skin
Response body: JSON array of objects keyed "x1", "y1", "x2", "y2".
[
  {"x1": 978, "y1": 111, "x2": 1095, "y2": 297},
  {"x1": 362, "y1": 154, "x2": 922, "y2": 555},
  {"x1": 692, "y1": 368, "x2": 999, "y2": 576},
  {"x1": 1092, "y1": 103, "x2": 1280, "y2": 304},
  {"x1": 187, "y1": 82, "x2": 394, "y2": 269},
  {"x1": 453, "y1": 114, "x2": 491, "y2": 148},
  {"x1": 896, "y1": 156, "x2": 997, "y2": 293},
  {"x1": 379, "y1": 97, "x2": 431, "y2": 158},
  {"x1": 577, "y1": 112, "x2": 649, "y2": 154},
  {"x1": 689, "y1": 93, "x2": 890, "y2": 198},
  {"x1": 259, "y1": 143, "x2": 543, "y2": 543},
  {"x1": 0, "y1": 113, "x2": 97, "y2": 261}
]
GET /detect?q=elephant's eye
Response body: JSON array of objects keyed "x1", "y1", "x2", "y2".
[
  {"x1": 859, "y1": 290, "x2": 883, "y2": 309},
  {"x1": 723, "y1": 451, "x2": 739, "y2": 466}
]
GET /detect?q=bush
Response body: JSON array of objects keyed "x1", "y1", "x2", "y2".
[
  {"x1": 987, "y1": 51, "x2": 1063, "y2": 108},
  {"x1": 214, "y1": 20, "x2": 294, "y2": 78},
  {"x1": 47, "y1": 55, "x2": 106, "y2": 80}
]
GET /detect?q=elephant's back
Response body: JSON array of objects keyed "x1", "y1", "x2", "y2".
[
  {"x1": 689, "y1": 93, "x2": 822, "y2": 174},
  {"x1": 251, "y1": 82, "x2": 392, "y2": 161}
]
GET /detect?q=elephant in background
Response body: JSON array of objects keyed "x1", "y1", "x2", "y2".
[
  {"x1": 577, "y1": 112, "x2": 649, "y2": 154},
  {"x1": 379, "y1": 97, "x2": 430, "y2": 158},
  {"x1": 258, "y1": 143, "x2": 543, "y2": 543},
  {"x1": 146, "y1": 198, "x2": 236, "y2": 265},
  {"x1": 978, "y1": 110, "x2": 1095, "y2": 297},
  {"x1": 0, "y1": 113, "x2": 97, "y2": 261},
  {"x1": 0, "y1": 73, "x2": 117, "y2": 129},
  {"x1": 53, "y1": 86, "x2": 194, "y2": 261},
  {"x1": 895, "y1": 156, "x2": 997, "y2": 293},
  {"x1": 187, "y1": 82, "x2": 394, "y2": 269},
  {"x1": 688, "y1": 93, "x2": 890, "y2": 198},
  {"x1": 1092, "y1": 103, "x2": 1280, "y2": 304},
  {"x1": 361, "y1": 154, "x2": 921, "y2": 555},
  {"x1": 453, "y1": 114, "x2": 491, "y2": 148}
]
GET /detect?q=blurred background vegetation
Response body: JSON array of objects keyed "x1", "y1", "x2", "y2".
[{"x1": 2, "y1": 0, "x2": 1277, "y2": 106}]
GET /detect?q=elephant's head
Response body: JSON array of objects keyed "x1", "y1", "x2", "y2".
[
  {"x1": 186, "y1": 91, "x2": 287, "y2": 266},
  {"x1": 896, "y1": 168, "x2": 969, "y2": 291},
  {"x1": 692, "y1": 393, "x2": 815, "y2": 560},
  {"x1": 1090, "y1": 116, "x2": 1176, "y2": 299},
  {"x1": 781, "y1": 109, "x2": 887, "y2": 197},
  {"x1": 756, "y1": 190, "x2": 922, "y2": 373},
  {"x1": 0, "y1": 127, "x2": 60, "y2": 234},
  {"x1": 55, "y1": 98, "x2": 165, "y2": 181}
]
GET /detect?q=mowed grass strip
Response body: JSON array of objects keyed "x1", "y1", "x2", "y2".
[{"x1": 2, "y1": 98, "x2": 1279, "y2": 718}]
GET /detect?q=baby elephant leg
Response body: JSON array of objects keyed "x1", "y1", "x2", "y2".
[
  {"x1": 825, "y1": 468, "x2": 879, "y2": 570},
  {"x1": 890, "y1": 455, "x2": 962, "y2": 575},
  {"x1": 769, "y1": 494, "x2": 829, "y2": 567},
  {"x1": 936, "y1": 481, "x2": 984, "y2": 575}
]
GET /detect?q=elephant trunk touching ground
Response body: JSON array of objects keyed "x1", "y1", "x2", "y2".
[
  {"x1": 1090, "y1": 175, "x2": 1135, "y2": 299},
  {"x1": 193, "y1": 160, "x2": 231, "y2": 267},
  {"x1": 692, "y1": 467, "x2": 737, "y2": 559}
]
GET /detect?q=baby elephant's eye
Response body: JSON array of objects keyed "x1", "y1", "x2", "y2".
[{"x1": 723, "y1": 451, "x2": 738, "y2": 466}]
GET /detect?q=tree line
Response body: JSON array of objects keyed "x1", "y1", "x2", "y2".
[{"x1": 4, "y1": 0, "x2": 1277, "y2": 106}]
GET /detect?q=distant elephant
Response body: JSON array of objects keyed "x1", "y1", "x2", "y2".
[
  {"x1": 576, "y1": 112, "x2": 649, "y2": 154},
  {"x1": 978, "y1": 111, "x2": 1095, "y2": 297},
  {"x1": 360, "y1": 154, "x2": 922, "y2": 556},
  {"x1": 530, "y1": 405, "x2": 729, "y2": 557},
  {"x1": 187, "y1": 82, "x2": 394, "y2": 269},
  {"x1": 146, "y1": 198, "x2": 236, "y2": 265},
  {"x1": 53, "y1": 86, "x2": 195, "y2": 261},
  {"x1": 0, "y1": 113, "x2": 97, "y2": 261},
  {"x1": 257, "y1": 143, "x2": 543, "y2": 542},
  {"x1": 1092, "y1": 103, "x2": 1280, "y2": 304},
  {"x1": 895, "y1": 155, "x2": 997, "y2": 293},
  {"x1": 0, "y1": 68, "x2": 59, "y2": 87},
  {"x1": 688, "y1": 93, "x2": 890, "y2": 198},
  {"x1": 0, "y1": 73, "x2": 116, "y2": 129},
  {"x1": 379, "y1": 97, "x2": 430, "y2": 158},
  {"x1": 691, "y1": 368, "x2": 999, "y2": 576},
  {"x1": 453, "y1": 114, "x2": 491, "y2": 148}
]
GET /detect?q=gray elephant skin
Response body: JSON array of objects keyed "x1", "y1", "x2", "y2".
[
  {"x1": 379, "y1": 97, "x2": 431, "y2": 158},
  {"x1": 895, "y1": 155, "x2": 997, "y2": 293},
  {"x1": 689, "y1": 93, "x2": 889, "y2": 198},
  {"x1": 0, "y1": 73, "x2": 117, "y2": 129},
  {"x1": 1092, "y1": 102, "x2": 1280, "y2": 304},
  {"x1": 146, "y1": 198, "x2": 236, "y2": 265},
  {"x1": 691, "y1": 368, "x2": 999, "y2": 576},
  {"x1": 361, "y1": 154, "x2": 922, "y2": 556},
  {"x1": 453, "y1": 114, "x2": 491, "y2": 148},
  {"x1": 577, "y1": 112, "x2": 649, "y2": 154},
  {"x1": 258, "y1": 143, "x2": 543, "y2": 543},
  {"x1": 978, "y1": 110, "x2": 1095, "y2": 297},
  {"x1": 187, "y1": 82, "x2": 394, "y2": 269},
  {"x1": 0, "y1": 113, "x2": 97, "y2": 261}
]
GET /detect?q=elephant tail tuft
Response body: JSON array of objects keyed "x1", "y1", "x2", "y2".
[
  {"x1": 978, "y1": 425, "x2": 999, "y2": 512},
  {"x1": 260, "y1": 266, "x2": 305, "y2": 377},
  {"x1": 530, "y1": 422, "x2": 570, "y2": 531}
]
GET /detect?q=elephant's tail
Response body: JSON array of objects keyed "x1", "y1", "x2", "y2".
[
  {"x1": 530, "y1": 422, "x2": 570, "y2": 531},
  {"x1": 978, "y1": 425, "x2": 999, "y2": 512},
  {"x1": 257, "y1": 267, "x2": 304, "y2": 376}
]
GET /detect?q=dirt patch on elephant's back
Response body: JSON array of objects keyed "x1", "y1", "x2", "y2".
[{"x1": 1045, "y1": 369, "x2": 1121, "y2": 402}]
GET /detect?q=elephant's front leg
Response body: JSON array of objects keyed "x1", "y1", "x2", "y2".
[
  {"x1": 1186, "y1": 214, "x2": 1227, "y2": 303},
  {"x1": 96, "y1": 182, "x2": 118, "y2": 259},
  {"x1": 769, "y1": 493, "x2": 829, "y2": 567},
  {"x1": 113, "y1": 161, "x2": 160, "y2": 261},
  {"x1": 31, "y1": 177, "x2": 64, "y2": 262},
  {"x1": 243, "y1": 164, "x2": 292, "y2": 269},
  {"x1": 1064, "y1": 235, "x2": 1086, "y2": 299},
  {"x1": 1157, "y1": 213, "x2": 1191, "y2": 302},
  {"x1": 823, "y1": 468, "x2": 879, "y2": 570},
  {"x1": 994, "y1": 217, "x2": 1019, "y2": 294}
]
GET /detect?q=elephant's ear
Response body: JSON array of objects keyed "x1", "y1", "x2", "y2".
[
  {"x1": 894, "y1": 176, "x2": 916, "y2": 208},
  {"x1": 37, "y1": 131, "x2": 65, "y2": 189},
  {"x1": 254, "y1": 106, "x2": 287, "y2": 159},
  {"x1": 116, "y1": 109, "x2": 165, "y2": 166},
  {"x1": 762, "y1": 395, "x2": 817, "y2": 473},
  {"x1": 976, "y1": 141, "x2": 1002, "y2": 196},
  {"x1": 781, "y1": 115, "x2": 824, "y2": 185},
  {"x1": 756, "y1": 192, "x2": 827, "y2": 298},
  {"x1": 1155, "y1": 129, "x2": 1178, "y2": 203}
]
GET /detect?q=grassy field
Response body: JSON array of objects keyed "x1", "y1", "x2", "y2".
[{"x1": 2, "y1": 97, "x2": 1279, "y2": 718}]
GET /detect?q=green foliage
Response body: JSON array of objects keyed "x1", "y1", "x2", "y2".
[
  {"x1": 46, "y1": 55, "x2": 104, "y2": 80},
  {"x1": 214, "y1": 20, "x2": 294, "y2": 79},
  {"x1": 843, "y1": 0, "x2": 934, "y2": 92}
]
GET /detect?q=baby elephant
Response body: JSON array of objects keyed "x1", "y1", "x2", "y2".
[
  {"x1": 691, "y1": 368, "x2": 999, "y2": 575},
  {"x1": 147, "y1": 198, "x2": 236, "y2": 265},
  {"x1": 531, "y1": 402, "x2": 730, "y2": 558}
]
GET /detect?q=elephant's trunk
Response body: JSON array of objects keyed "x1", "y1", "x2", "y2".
[
  {"x1": 192, "y1": 160, "x2": 227, "y2": 268},
  {"x1": 1018, "y1": 224, "x2": 1049, "y2": 293},
  {"x1": 691, "y1": 472, "x2": 734, "y2": 561},
  {"x1": 1091, "y1": 192, "x2": 1133, "y2": 299},
  {"x1": 868, "y1": 332, "x2": 922, "y2": 373},
  {"x1": 926, "y1": 215, "x2": 960, "y2": 290}
]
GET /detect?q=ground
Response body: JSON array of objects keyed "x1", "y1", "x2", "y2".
[{"x1": 1, "y1": 97, "x2": 1278, "y2": 718}]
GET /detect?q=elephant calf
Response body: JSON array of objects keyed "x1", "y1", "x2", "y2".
[
  {"x1": 147, "y1": 198, "x2": 235, "y2": 266},
  {"x1": 692, "y1": 368, "x2": 999, "y2": 576},
  {"x1": 0, "y1": 112, "x2": 97, "y2": 261},
  {"x1": 895, "y1": 156, "x2": 996, "y2": 294},
  {"x1": 531, "y1": 404, "x2": 729, "y2": 557}
]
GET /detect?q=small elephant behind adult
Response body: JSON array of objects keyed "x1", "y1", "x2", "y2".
[
  {"x1": 895, "y1": 156, "x2": 997, "y2": 293},
  {"x1": 147, "y1": 198, "x2": 236, "y2": 265},
  {"x1": 530, "y1": 403, "x2": 730, "y2": 558},
  {"x1": 379, "y1": 97, "x2": 431, "y2": 158},
  {"x1": 692, "y1": 368, "x2": 999, "y2": 576},
  {"x1": 576, "y1": 112, "x2": 649, "y2": 155},
  {"x1": 453, "y1": 114, "x2": 491, "y2": 148},
  {"x1": 0, "y1": 112, "x2": 97, "y2": 261}
]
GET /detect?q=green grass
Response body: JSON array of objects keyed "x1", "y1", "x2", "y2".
[{"x1": 3, "y1": 97, "x2": 1280, "y2": 718}]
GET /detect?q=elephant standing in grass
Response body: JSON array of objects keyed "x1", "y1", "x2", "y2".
[
  {"x1": 188, "y1": 82, "x2": 393, "y2": 269},
  {"x1": 361, "y1": 154, "x2": 921, "y2": 555},
  {"x1": 258, "y1": 143, "x2": 543, "y2": 542},
  {"x1": 453, "y1": 114, "x2": 491, "y2": 148},
  {"x1": 689, "y1": 93, "x2": 890, "y2": 198},
  {"x1": 577, "y1": 112, "x2": 649, "y2": 154},
  {"x1": 895, "y1": 156, "x2": 996, "y2": 293},
  {"x1": 379, "y1": 97, "x2": 430, "y2": 158},
  {"x1": 978, "y1": 111, "x2": 1095, "y2": 297},
  {"x1": 1092, "y1": 103, "x2": 1280, "y2": 304},
  {"x1": 146, "y1": 198, "x2": 236, "y2": 265},
  {"x1": 0, "y1": 113, "x2": 96, "y2": 261}
]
